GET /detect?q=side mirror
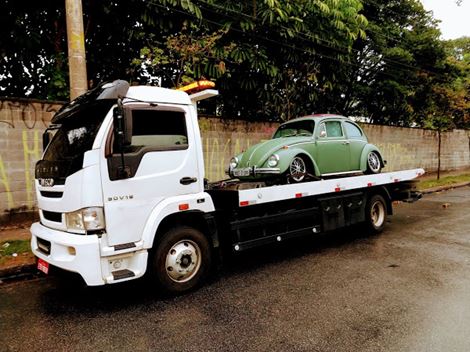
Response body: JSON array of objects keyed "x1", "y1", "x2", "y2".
[
  {"x1": 319, "y1": 130, "x2": 327, "y2": 138},
  {"x1": 112, "y1": 105, "x2": 132, "y2": 151}
]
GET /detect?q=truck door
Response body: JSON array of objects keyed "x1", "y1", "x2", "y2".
[{"x1": 101, "y1": 105, "x2": 200, "y2": 246}]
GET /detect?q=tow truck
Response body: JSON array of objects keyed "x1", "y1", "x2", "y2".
[{"x1": 31, "y1": 80, "x2": 423, "y2": 293}]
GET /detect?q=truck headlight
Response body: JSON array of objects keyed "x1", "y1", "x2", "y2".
[
  {"x1": 230, "y1": 157, "x2": 239, "y2": 169},
  {"x1": 267, "y1": 154, "x2": 279, "y2": 167},
  {"x1": 65, "y1": 207, "x2": 105, "y2": 234}
]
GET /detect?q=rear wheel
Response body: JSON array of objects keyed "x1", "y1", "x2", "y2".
[
  {"x1": 366, "y1": 152, "x2": 382, "y2": 174},
  {"x1": 288, "y1": 156, "x2": 308, "y2": 182},
  {"x1": 151, "y1": 226, "x2": 211, "y2": 294},
  {"x1": 365, "y1": 194, "x2": 387, "y2": 234}
]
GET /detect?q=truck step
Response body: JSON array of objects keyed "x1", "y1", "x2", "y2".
[{"x1": 111, "y1": 269, "x2": 135, "y2": 280}]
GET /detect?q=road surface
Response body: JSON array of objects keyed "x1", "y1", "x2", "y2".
[{"x1": 1, "y1": 187, "x2": 470, "y2": 352}]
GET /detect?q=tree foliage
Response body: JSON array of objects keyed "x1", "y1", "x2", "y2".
[{"x1": 0, "y1": 0, "x2": 468, "y2": 128}]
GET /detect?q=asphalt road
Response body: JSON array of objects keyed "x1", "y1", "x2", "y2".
[{"x1": 2, "y1": 187, "x2": 470, "y2": 352}]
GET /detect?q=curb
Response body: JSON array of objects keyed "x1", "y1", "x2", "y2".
[
  {"x1": 420, "y1": 181, "x2": 470, "y2": 194},
  {"x1": 0, "y1": 263, "x2": 37, "y2": 282}
]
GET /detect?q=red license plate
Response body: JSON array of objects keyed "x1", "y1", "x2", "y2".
[{"x1": 37, "y1": 258, "x2": 49, "y2": 274}]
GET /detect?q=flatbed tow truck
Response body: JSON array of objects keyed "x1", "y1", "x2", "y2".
[{"x1": 31, "y1": 80, "x2": 423, "y2": 293}]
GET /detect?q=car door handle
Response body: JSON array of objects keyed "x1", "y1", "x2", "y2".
[
  {"x1": 342, "y1": 141, "x2": 350, "y2": 145},
  {"x1": 180, "y1": 177, "x2": 198, "y2": 185}
]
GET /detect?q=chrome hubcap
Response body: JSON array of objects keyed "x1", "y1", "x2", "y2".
[
  {"x1": 165, "y1": 240, "x2": 201, "y2": 283},
  {"x1": 370, "y1": 200, "x2": 385, "y2": 227},
  {"x1": 290, "y1": 157, "x2": 307, "y2": 182},
  {"x1": 368, "y1": 152, "x2": 380, "y2": 172}
]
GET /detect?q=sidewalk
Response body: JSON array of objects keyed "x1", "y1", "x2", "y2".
[
  {"x1": 1, "y1": 168, "x2": 470, "y2": 280},
  {"x1": 0, "y1": 223, "x2": 36, "y2": 279}
]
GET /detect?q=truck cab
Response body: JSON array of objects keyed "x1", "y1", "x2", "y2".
[{"x1": 32, "y1": 80, "x2": 216, "y2": 287}]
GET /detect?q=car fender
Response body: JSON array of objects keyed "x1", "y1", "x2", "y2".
[
  {"x1": 274, "y1": 148, "x2": 320, "y2": 176},
  {"x1": 360, "y1": 144, "x2": 384, "y2": 171}
]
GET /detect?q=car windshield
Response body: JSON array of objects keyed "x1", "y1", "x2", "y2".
[{"x1": 273, "y1": 120, "x2": 315, "y2": 138}]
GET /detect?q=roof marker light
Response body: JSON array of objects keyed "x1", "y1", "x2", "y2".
[{"x1": 177, "y1": 80, "x2": 215, "y2": 94}]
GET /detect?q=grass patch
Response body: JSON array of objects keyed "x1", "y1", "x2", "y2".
[
  {"x1": 418, "y1": 174, "x2": 470, "y2": 190},
  {"x1": 0, "y1": 240, "x2": 31, "y2": 258}
]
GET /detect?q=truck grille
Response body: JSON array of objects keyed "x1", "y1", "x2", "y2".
[{"x1": 42, "y1": 210, "x2": 62, "y2": 223}]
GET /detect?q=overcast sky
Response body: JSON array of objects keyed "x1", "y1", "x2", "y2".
[{"x1": 420, "y1": 0, "x2": 470, "y2": 39}]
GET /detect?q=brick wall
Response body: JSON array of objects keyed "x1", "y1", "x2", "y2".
[
  {"x1": 0, "y1": 99, "x2": 62, "y2": 223},
  {"x1": 1, "y1": 98, "x2": 469, "y2": 223}
]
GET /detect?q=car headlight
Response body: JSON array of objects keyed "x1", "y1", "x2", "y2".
[
  {"x1": 267, "y1": 154, "x2": 280, "y2": 167},
  {"x1": 230, "y1": 157, "x2": 239, "y2": 169},
  {"x1": 65, "y1": 207, "x2": 106, "y2": 234}
]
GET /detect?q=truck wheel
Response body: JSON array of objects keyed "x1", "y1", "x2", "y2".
[
  {"x1": 365, "y1": 194, "x2": 387, "y2": 234},
  {"x1": 366, "y1": 152, "x2": 382, "y2": 174},
  {"x1": 151, "y1": 226, "x2": 211, "y2": 294}
]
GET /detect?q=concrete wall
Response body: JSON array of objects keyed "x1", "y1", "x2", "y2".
[{"x1": 1, "y1": 98, "x2": 469, "y2": 223}]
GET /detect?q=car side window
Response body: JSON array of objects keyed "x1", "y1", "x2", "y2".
[
  {"x1": 320, "y1": 121, "x2": 343, "y2": 138},
  {"x1": 129, "y1": 109, "x2": 188, "y2": 151},
  {"x1": 344, "y1": 121, "x2": 362, "y2": 138}
]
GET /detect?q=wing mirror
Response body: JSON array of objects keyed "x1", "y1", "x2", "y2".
[
  {"x1": 112, "y1": 102, "x2": 132, "y2": 151},
  {"x1": 319, "y1": 130, "x2": 327, "y2": 138}
]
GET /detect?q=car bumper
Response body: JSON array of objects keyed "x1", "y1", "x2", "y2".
[
  {"x1": 30, "y1": 222, "x2": 105, "y2": 286},
  {"x1": 228, "y1": 166, "x2": 281, "y2": 177}
]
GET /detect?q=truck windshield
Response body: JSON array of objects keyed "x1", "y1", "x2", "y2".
[
  {"x1": 273, "y1": 120, "x2": 315, "y2": 138},
  {"x1": 36, "y1": 101, "x2": 114, "y2": 181},
  {"x1": 43, "y1": 101, "x2": 113, "y2": 162}
]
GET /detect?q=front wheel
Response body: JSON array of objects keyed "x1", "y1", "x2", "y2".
[
  {"x1": 365, "y1": 194, "x2": 387, "y2": 234},
  {"x1": 288, "y1": 156, "x2": 308, "y2": 182},
  {"x1": 150, "y1": 226, "x2": 211, "y2": 294}
]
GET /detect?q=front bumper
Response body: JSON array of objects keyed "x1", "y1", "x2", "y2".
[
  {"x1": 31, "y1": 222, "x2": 104, "y2": 285},
  {"x1": 228, "y1": 166, "x2": 281, "y2": 178}
]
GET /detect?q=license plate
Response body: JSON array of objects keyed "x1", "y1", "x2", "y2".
[
  {"x1": 233, "y1": 168, "x2": 250, "y2": 177},
  {"x1": 37, "y1": 258, "x2": 49, "y2": 274}
]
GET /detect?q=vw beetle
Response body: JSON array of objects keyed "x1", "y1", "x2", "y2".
[{"x1": 228, "y1": 114, "x2": 385, "y2": 182}]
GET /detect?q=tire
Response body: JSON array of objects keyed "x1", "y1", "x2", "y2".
[
  {"x1": 288, "y1": 156, "x2": 308, "y2": 182},
  {"x1": 151, "y1": 226, "x2": 211, "y2": 294},
  {"x1": 365, "y1": 194, "x2": 387, "y2": 234},
  {"x1": 366, "y1": 151, "x2": 382, "y2": 174}
]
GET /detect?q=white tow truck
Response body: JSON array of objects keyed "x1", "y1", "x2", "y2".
[{"x1": 31, "y1": 80, "x2": 424, "y2": 293}]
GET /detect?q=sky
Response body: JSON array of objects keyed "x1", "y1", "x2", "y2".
[{"x1": 420, "y1": 0, "x2": 470, "y2": 39}]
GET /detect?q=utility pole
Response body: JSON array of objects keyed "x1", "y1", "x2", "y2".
[{"x1": 65, "y1": 0, "x2": 88, "y2": 100}]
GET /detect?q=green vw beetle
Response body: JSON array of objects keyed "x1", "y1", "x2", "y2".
[{"x1": 228, "y1": 114, "x2": 385, "y2": 182}]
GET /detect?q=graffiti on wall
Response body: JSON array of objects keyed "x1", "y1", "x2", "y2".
[
  {"x1": 0, "y1": 100, "x2": 59, "y2": 129},
  {"x1": 0, "y1": 100, "x2": 60, "y2": 214}
]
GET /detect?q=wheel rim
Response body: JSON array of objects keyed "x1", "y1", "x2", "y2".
[
  {"x1": 368, "y1": 152, "x2": 381, "y2": 173},
  {"x1": 289, "y1": 157, "x2": 307, "y2": 182},
  {"x1": 370, "y1": 200, "x2": 385, "y2": 228},
  {"x1": 165, "y1": 240, "x2": 201, "y2": 283}
]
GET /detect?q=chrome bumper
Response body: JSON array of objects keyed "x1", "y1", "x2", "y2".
[{"x1": 228, "y1": 166, "x2": 281, "y2": 177}]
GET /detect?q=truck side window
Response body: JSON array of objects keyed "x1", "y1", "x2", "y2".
[{"x1": 129, "y1": 109, "x2": 188, "y2": 151}]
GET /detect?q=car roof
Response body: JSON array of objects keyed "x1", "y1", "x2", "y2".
[{"x1": 281, "y1": 114, "x2": 349, "y2": 124}]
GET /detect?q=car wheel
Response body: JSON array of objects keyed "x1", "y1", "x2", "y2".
[
  {"x1": 150, "y1": 226, "x2": 211, "y2": 294},
  {"x1": 288, "y1": 156, "x2": 307, "y2": 182},
  {"x1": 366, "y1": 151, "x2": 382, "y2": 174}
]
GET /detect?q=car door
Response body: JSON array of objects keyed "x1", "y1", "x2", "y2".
[
  {"x1": 315, "y1": 120, "x2": 350, "y2": 174},
  {"x1": 342, "y1": 121, "x2": 367, "y2": 171},
  {"x1": 100, "y1": 105, "x2": 200, "y2": 246}
]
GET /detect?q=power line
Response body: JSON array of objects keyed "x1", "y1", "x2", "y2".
[
  {"x1": 145, "y1": 0, "x2": 450, "y2": 82},
  {"x1": 193, "y1": 0, "x2": 450, "y2": 79}
]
